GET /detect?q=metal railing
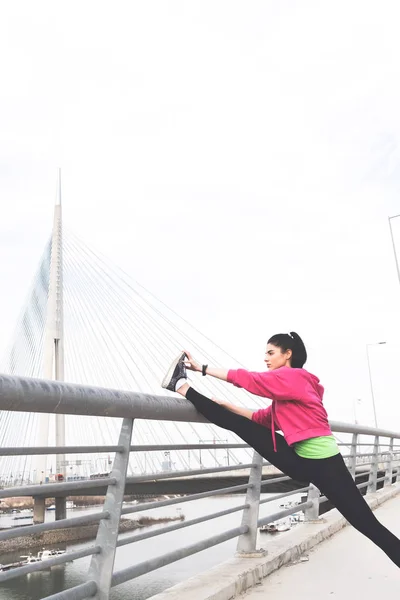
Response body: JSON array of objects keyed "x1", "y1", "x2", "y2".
[{"x1": 0, "y1": 373, "x2": 399, "y2": 599}]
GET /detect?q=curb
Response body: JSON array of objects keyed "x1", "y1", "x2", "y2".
[{"x1": 149, "y1": 483, "x2": 400, "y2": 600}]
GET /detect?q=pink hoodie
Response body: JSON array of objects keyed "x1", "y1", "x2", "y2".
[{"x1": 227, "y1": 366, "x2": 332, "y2": 452}]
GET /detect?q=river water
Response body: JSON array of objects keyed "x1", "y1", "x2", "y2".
[{"x1": 0, "y1": 492, "x2": 304, "y2": 600}]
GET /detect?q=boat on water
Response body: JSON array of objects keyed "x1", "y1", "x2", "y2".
[
  {"x1": 46, "y1": 501, "x2": 75, "y2": 511},
  {"x1": 21, "y1": 549, "x2": 69, "y2": 563},
  {"x1": 260, "y1": 522, "x2": 278, "y2": 533},
  {"x1": 291, "y1": 511, "x2": 305, "y2": 523},
  {"x1": 0, "y1": 560, "x2": 26, "y2": 571},
  {"x1": 279, "y1": 499, "x2": 301, "y2": 509},
  {"x1": 0, "y1": 549, "x2": 72, "y2": 572},
  {"x1": 277, "y1": 499, "x2": 306, "y2": 523},
  {"x1": 260, "y1": 516, "x2": 292, "y2": 533}
]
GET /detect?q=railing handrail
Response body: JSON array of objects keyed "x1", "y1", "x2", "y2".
[
  {"x1": 329, "y1": 421, "x2": 400, "y2": 437},
  {"x1": 1, "y1": 373, "x2": 400, "y2": 439}
]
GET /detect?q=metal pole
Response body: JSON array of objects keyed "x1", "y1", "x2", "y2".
[
  {"x1": 304, "y1": 484, "x2": 320, "y2": 521},
  {"x1": 366, "y1": 345, "x2": 378, "y2": 429},
  {"x1": 388, "y1": 215, "x2": 400, "y2": 477},
  {"x1": 367, "y1": 435, "x2": 379, "y2": 494},
  {"x1": 349, "y1": 433, "x2": 358, "y2": 480},
  {"x1": 3, "y1": 375, "x2": 400, "y2": 437},
  {"x1": 236, "y1": 450, "x2": 264, "y2": 556},
  {"x1": 388, "y1": 215, "x2": 400, "y2": 286},
  {"x1": 384, "y1": 438, "x2": 394, "y2": 488},
  {"x1": 88, "y1": 417, "x2": 134, "y2": 599}
]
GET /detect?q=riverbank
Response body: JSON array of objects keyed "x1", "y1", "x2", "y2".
[
  {"x1": 0, "y1": 514, "x2": 184, "y2": 553},
  {"x1": 0, "y1": 495, "x2": 141, "y2": 512}
]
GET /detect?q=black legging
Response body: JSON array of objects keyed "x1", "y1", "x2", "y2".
[{"x1": 186, "y1": 387, "x2": 400, "y2": 568}]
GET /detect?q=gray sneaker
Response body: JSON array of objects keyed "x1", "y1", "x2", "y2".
[{"x1": 161, "y1": 352, "x2": 187, "y2": 391}]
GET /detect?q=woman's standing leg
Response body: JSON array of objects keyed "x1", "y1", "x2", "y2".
[
  {"x1": 306, "y1": 453, "x2": 400, "y2": 567},
  {"x1": 185, "y1": 387, "x2": 310, "y2": 484}
]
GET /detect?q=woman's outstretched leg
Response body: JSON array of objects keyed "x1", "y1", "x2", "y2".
[
  {"x1": 307, "y1": 453, "x2": 400, "y2": 568},
  {"x1": 185, "y1": 386, "x2": 310, "y2": 484}
]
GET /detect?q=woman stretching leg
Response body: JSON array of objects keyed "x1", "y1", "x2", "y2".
[
  {"x1": 161, "y1": 332, "x2": 400, "y2": 568},
  {"x1": 184, "y1": 388, "x2": 400, "y2": 567}
]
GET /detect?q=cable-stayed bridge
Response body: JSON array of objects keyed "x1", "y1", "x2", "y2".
[
  {"x1": 1, "y1": 179, "x2": 399, "y2": 600},
  {"x1": 0, "y1": 177, "x2": 268, "y2": 486}
]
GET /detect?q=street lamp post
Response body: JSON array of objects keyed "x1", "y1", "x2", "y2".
[
  {"x1": 366, "y1": 342, "x2": 386, "y2": 428},
  {"x1": 388, "y1": 214, "x2": 400, "y2": 286}
]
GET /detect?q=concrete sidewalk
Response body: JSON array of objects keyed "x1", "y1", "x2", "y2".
[{"x1": 242, "y1": 495, "x2": 400, "y2": 599}]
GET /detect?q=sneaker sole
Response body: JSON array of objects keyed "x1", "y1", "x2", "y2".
[{"x1": 161, "y1": 352, "x2": 186, "y2": 389}]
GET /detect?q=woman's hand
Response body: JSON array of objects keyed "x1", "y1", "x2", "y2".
[
  {"x1": 183, "y1": 352, "x2": 229, "y2": 383},
  {"x1": 184, "y1": 350, "x2": 202, "y2": 372}
]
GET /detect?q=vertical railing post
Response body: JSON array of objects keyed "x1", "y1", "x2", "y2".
[
  {"x1": 33, "y1": 496, "x2": 46, "y2": 524},
  {"x1": 367, "y1": 435, "x2": 379, "y2": 494},
  {"x1": 87, "y1": 417, "x2": 134, "y2": 599},
  {"x1": 349, "y1": 433, "x2": 358, "y2": 480},
  {"x1": 304, "y1": 484, "x2": 320, "y2": 521},
  {"x1": 236, "y1": 450, "x2": 264, "y2": 556},
  {"x1": 395, "y1": 449, "x2": 400, "y2": 483},
  {"x1": 384, "y1": 438, "x2": 394, "y2": 487}
]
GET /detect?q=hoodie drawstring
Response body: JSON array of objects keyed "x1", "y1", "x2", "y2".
[{"x1": 271, "y1": 402, "x2": 277, "y2": 452}]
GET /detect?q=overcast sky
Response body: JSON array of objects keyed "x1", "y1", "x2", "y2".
[{"x1": 1, "y1": 1, "x2": 400, "y2": 430}]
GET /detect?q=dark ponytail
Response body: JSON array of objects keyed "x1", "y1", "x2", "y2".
[{"x1": 267, "y1": 331, "x2": 307, "y2": 368}]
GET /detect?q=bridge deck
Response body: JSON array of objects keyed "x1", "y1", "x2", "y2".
[{"x1": 243, "y1": 495, "x2": 400, "y2": 599}]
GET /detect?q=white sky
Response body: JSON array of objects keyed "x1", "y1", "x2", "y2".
[{"x1": 1, "y1": 1, "x2": 400, "y2": 430}]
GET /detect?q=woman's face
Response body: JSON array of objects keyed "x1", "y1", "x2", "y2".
[{"x1": 264, "y1": 344, "x2": 292, "y2": 370}]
